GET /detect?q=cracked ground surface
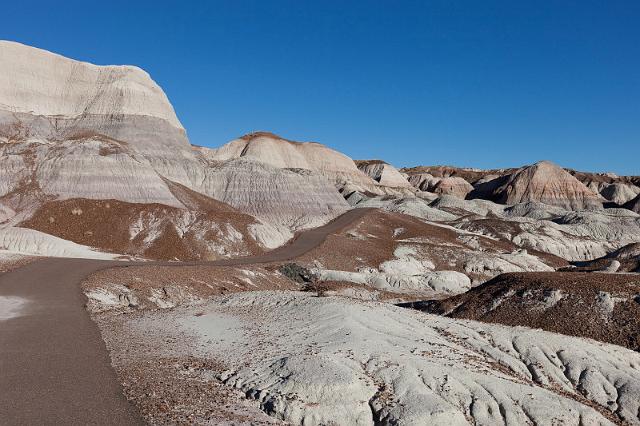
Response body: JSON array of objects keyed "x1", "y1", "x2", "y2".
[{"x1": 92, "y1": 290, "x2": 640, "y2": 425}]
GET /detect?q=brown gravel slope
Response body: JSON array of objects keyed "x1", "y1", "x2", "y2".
[
  {"x1": 20, "y1": 197, "x2": 263, "y2": 260},
  {"x1": 403, "y1": 272, "x2": 640, "y2": 351},
  {"x1": 295, "y1": 209, "x2": 565, "y2": 278},
  {"x1": 83, "y1": 264, "x2": 297, "y2": 312}
]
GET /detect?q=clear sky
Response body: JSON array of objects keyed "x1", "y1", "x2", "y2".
[{"x1": 3, "y1": 1, "x2": 639, "y2": 174}]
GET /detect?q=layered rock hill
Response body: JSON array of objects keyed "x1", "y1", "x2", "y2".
[
  {"x1": 0, "y1": 41, "x2": 187, "y2": 155},
  {"x1": 402, "y1": 166, "x2": 510, "y2": 199},
  {"x1": 200, "y1": 133, "x2": 417, "y2": 201},
  {"x1": 404, "y1": 163, "x2": 639, "y2": 210},
  {"x1": 391, "y1": 171, "x2": 473, "y2": 198},
  {"x1": 469, "y1": 160, "x2": 603, "y2": 210},
  {"x1": 0, "y1": 41, "x2": 351, "y2": 257},
  {"x1": 354, "y1": 160, "x2": 413, "y2": 188},
  {"x1": 569, "y1": 171, "x2": 640, "y2": 205},
  {"x1": 598, "y1": 182, "x2": 640, "y2": 205},
  {"x1": 430, "y1": 176, "x2": 474, "y2": 198},
  {"x1": 200, "y1": 131, "x2": 374, "y2": 186}
]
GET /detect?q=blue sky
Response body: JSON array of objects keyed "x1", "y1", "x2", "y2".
[{"x1": 3, "y1": 1, "x2": 639, "y2": 174}]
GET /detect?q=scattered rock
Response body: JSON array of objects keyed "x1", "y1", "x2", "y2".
[{"x1": 278, "y1": 263, "x2": 316, "y2": 284}]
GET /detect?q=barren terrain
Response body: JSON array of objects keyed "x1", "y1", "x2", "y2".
[{"x1": 1, "y1": 40, "x2": 640, "y2": 425}]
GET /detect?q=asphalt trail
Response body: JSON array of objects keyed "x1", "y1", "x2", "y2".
[{"x1": 0, "y1": 208, "x2": 373, "y2": 425}]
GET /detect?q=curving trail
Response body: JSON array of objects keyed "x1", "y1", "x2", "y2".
[{"x1": 0, "y1": 208, "x2": 374, "y2": 425}]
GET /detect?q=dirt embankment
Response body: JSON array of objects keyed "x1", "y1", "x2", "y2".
[
  {"x1": 402, "y1": 272, "x2": 640, "y2": 351},
  {"x1": 20, "y1": 197, "x2": 262, "y2": 261}
]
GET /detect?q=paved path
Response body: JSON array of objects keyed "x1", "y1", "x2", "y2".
[{"x1": 0, "y1": 208, "x2": 373, "y2": 425}]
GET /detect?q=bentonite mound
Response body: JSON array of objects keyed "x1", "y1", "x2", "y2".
[
  {"x1": 199, "y1": 131, "x2": 376, "y2": 187},
  {"x1": 430, "y1": 176, "x2": 474, "y2": 198},
  {"x1": 402, "y1": 271, "x2": 640, "y2": 351},
  {"x1": 355, "y1": 160, "x2": 413, "y2": 188},
  {"x1": 106, "y1": 289, "x2": 640, "y2": 425},
  {"x1": 469, "y1": 160, "x2": 603, "y2": 210}
]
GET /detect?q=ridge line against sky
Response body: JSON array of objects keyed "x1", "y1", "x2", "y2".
[{"x1": 2, "y1": 0, "x2": 639, "y2": 175}]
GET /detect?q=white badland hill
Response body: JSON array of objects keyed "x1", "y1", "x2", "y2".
[
  {"x1": 0, "y1": 41, "x2": 365, "y2": 257},
  {"x1": 198, "y1": 132, "x2": 413, "y2": 198}
]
